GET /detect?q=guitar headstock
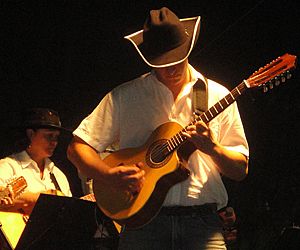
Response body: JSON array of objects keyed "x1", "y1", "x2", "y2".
[
  {"x1": 245, "y1": 53, "x2": 297, "y2": 92},
  {"x1": 0, "y1": 176, "x2": 28, "y2": 199}
]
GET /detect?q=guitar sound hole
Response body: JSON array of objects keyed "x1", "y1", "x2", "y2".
[{"x1": 146, "y1": 140, "x2": 172, "y2": 168}]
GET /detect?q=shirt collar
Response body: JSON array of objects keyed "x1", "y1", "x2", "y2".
[
  {"x1": 150, "y1": 64, "x2": 205, "y2": 85},
  {"x1": 149, "y1": 64, "x2": 206, "y2": 101},
  {"x1": 13, "y1": 150, "x2": 33, "y2": 169},
  {"x1": 14, "y1": 150, "x2": 54, "y2": 172}
]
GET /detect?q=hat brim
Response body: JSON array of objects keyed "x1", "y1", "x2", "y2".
[
  {"x1": 33, "y1": 125, "x2": 72, "y2": 132},
  {"x1": 21, "y1": 124, "x2": 72, "y2": 133},
  {"x1": 125, "y1": 16, "x2": 201, "y2": 68}
]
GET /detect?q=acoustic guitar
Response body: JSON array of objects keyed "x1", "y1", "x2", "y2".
[
  {"x1": 93, "y1": 53, "x2": 297, "y2": 229},
  {"x1": 0, "y1": 177, "x2": 27, "y2": 250}
]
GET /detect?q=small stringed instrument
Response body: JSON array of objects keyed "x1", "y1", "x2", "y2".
[
  {"x1": 93, "y1": 53, "x2": 297, "y2": 229},
  {"x1": 0, "y1": 176, "x2": 27, "y2": 202},
  {"x1": 0, "y1": 177, "x2": 27, "y2": 250}
]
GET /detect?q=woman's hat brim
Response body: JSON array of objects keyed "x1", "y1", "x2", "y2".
[{"x1": 13, "y1": 124, "x2": 72, "y2": 133}]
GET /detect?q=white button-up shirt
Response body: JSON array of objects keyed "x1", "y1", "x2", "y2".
[
  {"x1": 74, "y1": 65, "x2": 249, "y2": 209},
  {"x1": 0, "y1": 150, "x2": 72, "y2": 197}
]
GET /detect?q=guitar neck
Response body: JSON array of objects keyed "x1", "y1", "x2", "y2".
[
  {"x1": 0, "y1": 176, "x2": 27, "y2": 199},
  {"x1": 198, "y1": 80, "x2": 248, "y2": 123},
  {"x1": 167, "y1": 81, "x2": 248, "y2": 152}
]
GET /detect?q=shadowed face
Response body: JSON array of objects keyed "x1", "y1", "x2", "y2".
[
  {"x1": 154, "y1": 60, "x2": 189, "y2": 87},
  {"x1": 27, "y1": 128, "x2": 60, "y2": 158}
]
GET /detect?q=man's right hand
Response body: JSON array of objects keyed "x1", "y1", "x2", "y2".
[{"x1": 106, "y1": 162, "x2": 145, "y2": 195}]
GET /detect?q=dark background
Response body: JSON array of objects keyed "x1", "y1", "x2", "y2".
[{"x1": 1, "y1": 0, "x2": 299, "y2": 248}]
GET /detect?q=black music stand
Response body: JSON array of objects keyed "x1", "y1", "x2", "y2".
[{"x1": 15, "y1": 194, "x2": 98, "y2": 250}]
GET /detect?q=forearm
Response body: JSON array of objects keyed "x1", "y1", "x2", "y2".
[
  {"x1": 67, "y1": 137, "x2": 110, "y2": 181},
  {"x1": 2, "y1": 191, "x2": 59, "y2": 214},
  {"x1": 184, "y1": 121, "x2": 248, "y2": 181},
  {"x1": 0, "y1": 192, "x2": 39, "y2": 214},
  {"x1": 15, "y1": 192, "x2": 39, "y2": 206},
  {"x1": 210, "y1": 143, "x2": 248, "y2": 181}
]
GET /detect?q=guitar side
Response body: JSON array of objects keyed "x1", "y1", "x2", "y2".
[
  {"x1": 0, "y1": 176, "x2": 28, "y2": 249},
  {"x1": 0, "y1": 211, "x2": 26, "y2": 249},
  {"x1": 93, "y1": 121, "x2": 190, "y2": 228}
]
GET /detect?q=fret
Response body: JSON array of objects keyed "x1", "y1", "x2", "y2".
[
  {"x1": 220, "y1": 99, "x2": 227, "y2": 109},
  {"x1": 166, "y1": 144, "x2": 171, "y2": 153},
  {"x1": 169, "y1": 138, "x2": 175, "y2": 148},
  {"x1": 178, "y1": 134, "x2": 183, "y2": 143},
  {"x1": 207, "y1": 109, "x2": 213, "y2": 119},
  {"x1": 212, "y1": 106, "x2": 219, "y2": 116},
  {"x1": 178, "y1": 132, "x2": 183, "y2": 141},
  {"x1": 174, "y1": 137, "x2": 179, "y2": 147},
  {"x1": 178, "y1": 132, "x2": 185, "y2": 141},
  {"x1": 169, "y1": 138, "x2": 175, "y2": 149},
  {"x1": 224, "y1": 95, "x2": 232, "y2": 105},
  {"x1": 228, "y1": 92, "x2": 235, "y2": 102},
  {"x1": 173, "y1": 136, "x2": 179, "y2": 146},
  {"x1": 218, "y1": 101, "x2": 224, "y2": 110},
  {"x1": 173, "y1": 135, "x2": 180, "y2": 145},
  {"x1": 202, "y1": 113, "x2": 209, "y2": 123},
  {"x1": 167, "y1": 135, "x2": 180, "y2": 152},
  {"x1": 224, "y1": 97, "x2": 229, "y2": 105},
  {"x1": 212, "y1": 105, "x2": 220, "y2": 116}
]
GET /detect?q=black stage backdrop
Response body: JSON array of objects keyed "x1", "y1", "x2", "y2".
[{"x1": 1, "y1": 0, "x2": 299, "y2": 248}]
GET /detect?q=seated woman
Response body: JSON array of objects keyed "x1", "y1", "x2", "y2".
[{"x1": 0, "y1": 108, "x2": 72, "y2": 214}]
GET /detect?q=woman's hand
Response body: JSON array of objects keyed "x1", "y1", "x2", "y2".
[{"x1": 0, "y1": 185, "x2": 15, "y2": 209}]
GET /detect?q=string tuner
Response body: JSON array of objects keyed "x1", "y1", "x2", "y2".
[
  {"x1": 269, "y1": 81, "x2": 274, "y2": 89},
  {"x1": 274, "y1": 77, "x2": 281, "y2": 86},
  {"x1": 263, "y1": 84, "x2": 268, "y2": 92},
  {"x1": 280, "y1": 74, "x2": 286, "y2": 83},
  {"x1": 286, "y1": 71, "x2": 292, "y2": 79}
]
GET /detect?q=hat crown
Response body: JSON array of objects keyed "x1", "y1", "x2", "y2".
[
  {"x1": 143, "y1": 7, "x2": 188, "y2": 57},
  {"x1": 23, "y1": 108, "x2": 62, "y2": 129},
  {"x1": 125, "y1": 7, "x2": 200, "y2": 68}
]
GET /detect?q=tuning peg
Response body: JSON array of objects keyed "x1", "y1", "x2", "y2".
[
  {"x1": 263, "y1": 84, "x2": 268, "y2": 92},
  {"x1": 286, "y1": 71, "x2": 292, "y2": 79},
  {"x1": 268, "y1": 81, "x2": 274, "y2": 89},
  {"x1": 274, "y1": 77, "x2": 281, "y2": 86},
  {"x1": 280, "y1": 74, "x2": 286, "y2": 83}
]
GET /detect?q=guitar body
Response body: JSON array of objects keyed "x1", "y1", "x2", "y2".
[
  {"x1": 0, "y1": 176, "x2": 27, "y2": 249},
  {"x1": 93, "y1": 122, "x2": 190, "y2": 229},
  {"x1": 0, "y1": 211, "x2": 26, "y2": 249}
]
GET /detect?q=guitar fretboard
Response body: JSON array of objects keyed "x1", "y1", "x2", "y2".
[{"x1": 166, "y1": 80, "x2": 248, "y2": 152}]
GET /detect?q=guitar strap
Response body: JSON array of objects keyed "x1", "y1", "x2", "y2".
[
  {"x1": 50, "y1": 172, "x2": 62, "y2": 192},
  {"x1": 178, "y1": 77, "x2": 208, "y2": 161},
  {"x1": 192, "y1": 77, "x2": 208, "y2": 116}
]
